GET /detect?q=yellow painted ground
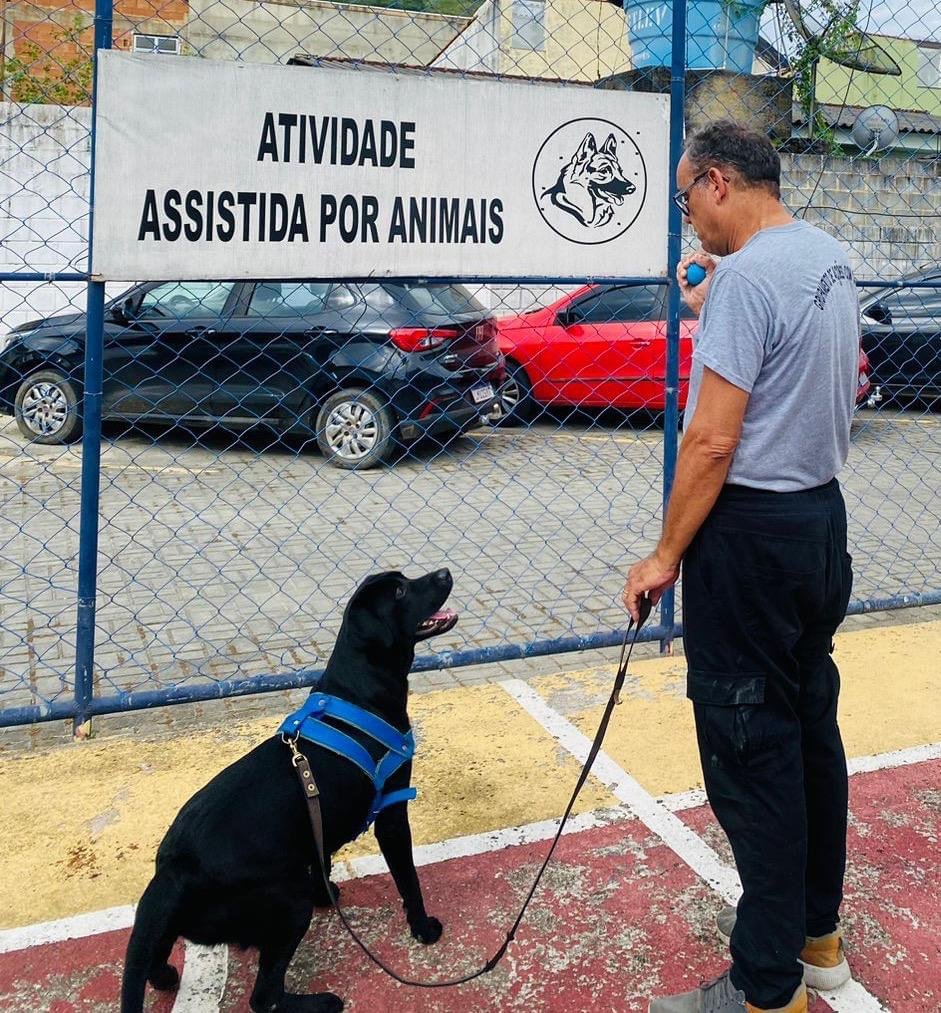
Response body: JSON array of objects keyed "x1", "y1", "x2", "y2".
[
  {"x1": 530, "y1": 619, "x2": 941, "y2": 796},
  {"x1": 1, "y1": 620, "x2": 938, "y2": 931},
  {"x1": 0, "y1": 684, "x2": 615, "y2": 929}
]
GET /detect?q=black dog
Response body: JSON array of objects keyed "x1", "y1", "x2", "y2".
[{"x1": 121, "y1": 568, "x2": 457, "y2": 1012}]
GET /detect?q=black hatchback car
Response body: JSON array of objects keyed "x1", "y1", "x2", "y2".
[
  {"x1": 0, "y1": 280, "x2": 505, "y2": 468},
  {"x1": 860, "y1": 268, "x2": 941, "y2": 407}
]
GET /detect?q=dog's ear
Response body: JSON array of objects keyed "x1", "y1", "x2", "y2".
[
  {"x1": 573, "y1": 132, "x2": 596, "y2": 165},
  {"x1": 601, "y1": 133, "x2": 618, "y2": 158},
  {"x1": 344, "y1": 574, "x2": 400, "y2": 650}
]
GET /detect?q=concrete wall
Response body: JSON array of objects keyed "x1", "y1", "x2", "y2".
[
  {"x1": 778, "y1": 152, "x2": 941, "y2": 284},
  {"x1": 2, "y1": 96, "x2": 939, "y2": 327},
  {"x1": 435, "y1": 0, "x2": 633, "y2": 81},
  {"x1": 0, "y1": 101, "x2": 92, "y2": 326}
]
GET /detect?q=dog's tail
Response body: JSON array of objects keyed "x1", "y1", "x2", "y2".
[{"x1": 120, "y1": 872, "x2": 184, "y2": 1013}]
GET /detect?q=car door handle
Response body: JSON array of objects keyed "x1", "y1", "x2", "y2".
[
  {"x1": 185, "y1": 327, "x2": 216, "y2": 338},
  {"x1": 304, "y1": 327, "x2": 335, "y2": 338}
]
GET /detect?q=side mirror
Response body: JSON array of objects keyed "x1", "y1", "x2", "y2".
[
  {"x1": 557, "y1": 307, "x2": 579, "y2": 328},
  {"x1": 864, "y1": 301, "x2": 891, "y2": 325}
]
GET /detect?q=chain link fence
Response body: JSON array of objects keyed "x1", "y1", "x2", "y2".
[{"x1": 1, "y1": 0, "x2": 939, "y2": 730}]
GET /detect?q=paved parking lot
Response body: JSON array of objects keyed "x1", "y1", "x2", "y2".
[{"x1": 1, "y1": 408, "x2": 940, "y2": 716}]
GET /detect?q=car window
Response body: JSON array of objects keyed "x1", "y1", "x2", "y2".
[
  {"x1": 324, "y1": 284, "x2": 359, "y2": 311},
  {"x1": 361, "y1": 284, "x2": 399, "y2": 312},
  {"x1": 876, "y1": 285, "x2": 941, "y2": 324},
  {"x1": 385, "y1": 283, "x2": 485, "y2": 317},
  {"x1": 570, "y1": 285, "x2": 665, "y2": 324},
  {"x1": 137, "y1": 282, "x2": 234, "y2": 320},
  {"x1": 248, "y1": 282, "x2": 332, "y2": 317}
]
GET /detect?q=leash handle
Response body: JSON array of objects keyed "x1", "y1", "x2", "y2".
[{"x1": 290, "y1": 596, "x2": 653, "y2": 988}]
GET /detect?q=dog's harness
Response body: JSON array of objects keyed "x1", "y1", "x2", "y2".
[{"x1": 278, "y1": 692, "x2": 416, "y2": 835}]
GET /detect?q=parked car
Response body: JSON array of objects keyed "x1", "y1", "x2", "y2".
[
  {"x1": 0, "y1": 280, "x2": 505, "y2": 469},
  {"x1": 494, "y1": 282, "x2": 871, "y2": 421},
  {"x1": 860, "y1": 268, "x2": 941, "y2": 406}
]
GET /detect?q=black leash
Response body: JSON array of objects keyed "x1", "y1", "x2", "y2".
[{"x1": 286, "y1": 595, "x2": 653, "y2": 988}]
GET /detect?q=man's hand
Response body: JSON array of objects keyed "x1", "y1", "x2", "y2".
[
  {"x1": 677, "y1": 252, "x2": 716, "y2": 317},
  {"x1": 622, "y1": 551, "x2": 680, "y2": 623}
]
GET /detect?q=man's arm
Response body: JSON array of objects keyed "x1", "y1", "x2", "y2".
[{"x1": 622, "y1": 367, "x2": 749, "y2": 621}]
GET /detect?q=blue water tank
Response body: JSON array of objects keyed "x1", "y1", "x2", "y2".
[{"x1": 625, "y1": 0, "x2": 763, "y2": 72}]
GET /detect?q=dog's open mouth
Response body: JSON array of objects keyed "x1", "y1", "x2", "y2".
[{"x1": 417, "y1": 609, "x2": 459, "y2": 637}]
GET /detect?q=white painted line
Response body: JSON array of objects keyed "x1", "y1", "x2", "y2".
[
  {"x1": 657, "y1": 788, "x2": 708, "y2": 812},
  {"x1": 848, "y1": 741, "x2": 941, "y2": 775},
  {"x1": 817, "y1": 979, "x2": 887, "y2": 1012},
  {"x1": 501, "y1": 679, "x2": 888, "y2": 1013},
  {"x1": 0, "y1": 730, "x2": 930, "y2": 1012},
  {"x1": 332, "y1": 805, "x2": 634, "y2": 882},
  {"x1": 499, "y1": 678, "x2": 742, "y2": 905},
  {"x1": 171, "y1": 943, "x2": 227, "y2": 1013},
  {"x1": 0, "y1": 904, "x2": 135, "y2": 954}
]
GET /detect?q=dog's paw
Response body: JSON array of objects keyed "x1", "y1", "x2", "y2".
[
  {"x1": 149, "y1": 963, "x2": 180, "y2": 991},
  {"x1": 410, "y1": 915, "x2": 443, "y2": 945}
]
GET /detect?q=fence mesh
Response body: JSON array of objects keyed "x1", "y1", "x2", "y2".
[{"x1": 1, "y1": 0, "x2": 939, "y2": 725}]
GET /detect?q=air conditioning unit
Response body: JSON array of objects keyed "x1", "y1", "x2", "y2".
[{"x1": 132, "y1": 34, "x2": 181, "y2": 56}]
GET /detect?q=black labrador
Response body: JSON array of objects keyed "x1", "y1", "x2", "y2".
[{"x1": 121, "y1": 568, "x2": 457, "y2": 1012}]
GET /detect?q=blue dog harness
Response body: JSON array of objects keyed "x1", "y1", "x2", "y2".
[{"x1": 278, "y1": 693, "x2": 416, "y2": 835}]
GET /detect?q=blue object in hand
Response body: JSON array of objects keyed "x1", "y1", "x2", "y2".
[{"x1": 686, "y1": 263, "x2": 707, "y2": 286}]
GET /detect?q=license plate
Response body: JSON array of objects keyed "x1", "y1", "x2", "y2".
[{"x1": 471, "y1": 384, "x2": 494, "y2": 405}]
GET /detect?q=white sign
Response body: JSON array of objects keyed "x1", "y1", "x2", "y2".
[{"x1": 92, "y1": 53, "x2": 670, "y2": 281}]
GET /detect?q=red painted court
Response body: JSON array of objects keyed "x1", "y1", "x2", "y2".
[{"x1": 2, "y1": 759, "x2": 937, "y2": 1012}]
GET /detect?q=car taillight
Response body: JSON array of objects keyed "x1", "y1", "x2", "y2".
[
  {"x1": 389, "y1": 327, "x2": 458, "y2": 352},
  {"x1": 475, "y1": 320, "x2": 497, "y2": 342}
]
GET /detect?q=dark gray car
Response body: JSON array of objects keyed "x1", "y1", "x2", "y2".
[{"x1": 0, "y1": 280, "x2": 505, "y2": 469}]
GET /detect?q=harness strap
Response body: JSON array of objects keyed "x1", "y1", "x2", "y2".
[
  {"x1": 291, "y1": 719, "x2": 377, "y2": 784},
  {"x1": 278, "y1": 693, "x2": 417, "y2": 834},
  {"x1": 282, "y1": 693, "x2": 413, "y2": 757},
  {"x1": 374, "y1": 787, "x2": 417, "y2": 815}
]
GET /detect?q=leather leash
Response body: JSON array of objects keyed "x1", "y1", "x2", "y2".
[{"x1": 286, "y1": 595, "x2": 653, "y2": 988}]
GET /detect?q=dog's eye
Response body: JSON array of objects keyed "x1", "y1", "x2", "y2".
[{"x1": 394, "y1": 585, "x2": 406, "y2": 601}]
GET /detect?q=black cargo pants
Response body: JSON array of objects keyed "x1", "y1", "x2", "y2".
[{"x1": 682, "y1": 478, "x2": 853, "y2": 1009}]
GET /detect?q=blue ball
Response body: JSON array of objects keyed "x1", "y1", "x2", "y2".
[{"x1": 686, "y1": 263, "x2": 707, "y2": 286}]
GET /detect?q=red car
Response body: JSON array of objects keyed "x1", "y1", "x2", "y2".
[{"x1": 494, "y1": 283, "x2": 871, "y2": 421}]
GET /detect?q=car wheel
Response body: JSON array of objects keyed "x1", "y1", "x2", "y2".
[
  {"x1": 314, "y1": 389, "x2": 394, "y2": 470},
  {"x1": 14, "y1": 369, "x2": 82, "y2": 444},
  {"x1": 494, "y1": 361, "x2": 534, "y2": 426}
]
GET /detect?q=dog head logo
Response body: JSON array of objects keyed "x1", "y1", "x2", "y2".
[{"x1": 532, "y1": 119, "x2": 646, "y2": 246}]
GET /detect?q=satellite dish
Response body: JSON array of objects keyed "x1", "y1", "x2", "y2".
[
  {"x1": 851, "y1": 105, "x2": 900, "y2": 154},
  {"x1": 780, "y1": 0, "x2": 902, "y2": 75}
]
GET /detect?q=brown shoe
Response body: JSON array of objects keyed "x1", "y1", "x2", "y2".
[
  {"x1": 800, "y1": 930, "x2": 851, "y2": 989},
  {"x1": 715, "y1": 907, "x2": 851, "y2": 990},
  {"x1": 746, "y1": 983, "x2": 808, "y2": 1012}
]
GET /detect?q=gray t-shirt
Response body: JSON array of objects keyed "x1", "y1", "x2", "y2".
[{"x1": 684, "y1": 220, "x2": 860, "y2": 492}]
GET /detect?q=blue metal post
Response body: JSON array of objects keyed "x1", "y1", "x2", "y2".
[
  {"x1": 659, "y1": 0, "x2": 687, "y2": 655},
  {"x1": 73, "y1": 0, "x2": 113, "y2": 737}
]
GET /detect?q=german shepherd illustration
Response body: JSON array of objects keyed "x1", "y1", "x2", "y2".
[{"x1": 542, "y1": 132, "x2": 635, "y2": 229}]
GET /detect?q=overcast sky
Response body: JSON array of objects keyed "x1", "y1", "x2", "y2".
[
  {"x1": 761, "y1": 0, "x2": 940, "y2": 50},
  {"x1": 862, "y1": 0, "x2": 939, "y2": 40}
]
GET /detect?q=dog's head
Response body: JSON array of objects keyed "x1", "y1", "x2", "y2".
[
  {"x1": 342, "y1": 569, "x2": 457, "y2": 654},
  {"x1": 575, "y1": 132, "x2": 635, "y2": 206}
]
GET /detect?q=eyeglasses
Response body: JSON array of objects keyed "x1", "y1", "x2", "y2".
[{"x1": 671, "y1": 169, "x2": 728, "y2": 216}]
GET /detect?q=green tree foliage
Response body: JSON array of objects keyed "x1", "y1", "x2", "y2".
[{"x1": 2, "y1": 17, "x2": 93, "y2": 106}]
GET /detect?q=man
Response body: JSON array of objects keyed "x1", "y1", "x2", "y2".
[{"x1": 623, "y1": 121, "x2": 859, "y2": 1013}]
